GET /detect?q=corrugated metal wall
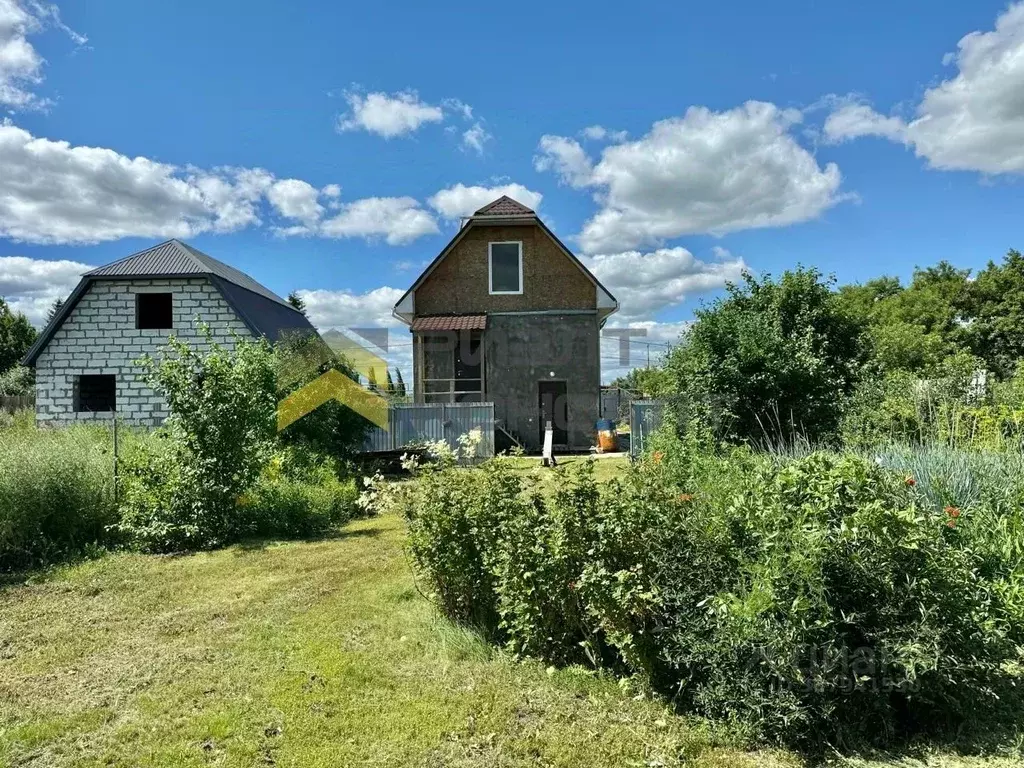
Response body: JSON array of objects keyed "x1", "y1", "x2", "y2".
[
  {"x1": 629, "y1": 400, "x2": 666, "y2": 459},
  {"x1": 364, "y1": 402, "x2": 495, "y2": 458}
]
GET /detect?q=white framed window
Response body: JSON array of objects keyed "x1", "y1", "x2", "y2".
[{"x1": 488, "y1": 241, "x2": 523, "y2": 295}]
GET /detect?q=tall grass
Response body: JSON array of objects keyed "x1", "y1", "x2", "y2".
[{"x1": 0, "y1": 419, "x2": 119, "y2": 570}]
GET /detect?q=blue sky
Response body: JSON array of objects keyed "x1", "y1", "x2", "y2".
[{"x1": 2, "y1": 0, "x2": 1023, "y2": 379}]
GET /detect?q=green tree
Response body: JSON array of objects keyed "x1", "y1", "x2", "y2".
[
  {"x1": 45, "y1": 297, "x2": 64, "y2": 325},
  {"x1": 666, "y1": 268, "x2": 863, "y2": 443},
  {"x1": 836, "y1": 264, "x2": 972, "y2": 376},
  {"x1": 610, "y1": 366, "x2": 673, "y2": 398},
  {"x1": 0, "y1": 298, "x2": 37, "y2": 374},
  {"x1": 274, "y1": 332, "x2": 370, "y2": 460},
  {"x1": 961, "y1": 249, "x2": 1024, "y2": 379},
  {"x1": 385, "y1": 368, "x2": 395, "y2": 394},
  {"x1": 395, "y1": 368, "x2": 407, "y2": 398},
  {"x1": 367, "y1": 366, "x2": 379, "y2": 392},
  {"x1": 118, "y1": 331, "x2": 278, "y2": 551},
  {"x1": 286, "y1": 291, "x2": 307, "y2": 316}
]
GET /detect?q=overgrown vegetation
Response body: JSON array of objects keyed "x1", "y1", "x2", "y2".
[
  {"x1": 0, "y1": 330, "x2": 366, "y2": 569},
  {"x1": 397, "y1": 441, "x2": 1024, "y2": 751},
  {"x1": 397, "y1": 249, "x2": 1024, "y2": 752},
  {"x1": 0, "y1": 425, "x2": 118, "y2": 570}
]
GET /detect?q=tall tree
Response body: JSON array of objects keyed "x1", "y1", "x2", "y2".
[
  {"x1": 0, "y1": 298, "x2": 37, "y2": 374},
  {"x1": 962, "y1": 249, "x2": 1024, "y2": 379},
  {"x1": 835, "y1": 264, "x2": 972, "y2": 376},
  {"x1": 385, "y1": 368, "x2": 395, "y2": 393},
  {"x1": 666, "y1": 268, "x2": 863, "y2": 443},
  {"x1": 367, "y1": 366, "x2": 379, "y2": 391},
  {"x1": 287, "y1": 291, "x2": 307, "y2": 316},
  {"x1": 395, "y1": 368, "x2": 407, "y2": 398},
  {"x1": 45, "y1": 297, "x2": 64, "y2": 325}
]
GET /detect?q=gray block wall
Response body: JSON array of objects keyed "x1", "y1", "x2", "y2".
[
  {"x1": 35, "y1": 278, "x2": 251, "y2": 426},
  {"x1": 484, "y1": 313, "x2": 601, "y2": 451}
]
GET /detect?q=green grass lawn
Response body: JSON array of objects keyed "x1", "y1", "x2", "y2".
[
  {"x1": 0, "y1": 511, "x2": 1019, "y2": 767},
  {"x1": 494, "y1": 454, "x2": 630, "y2": 487}
]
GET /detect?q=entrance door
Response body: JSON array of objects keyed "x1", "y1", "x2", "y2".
[{"x1": 538, "y1": 381, "x2": 568, "y2": 448}]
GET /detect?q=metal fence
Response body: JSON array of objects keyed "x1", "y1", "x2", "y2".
[
  {"x1": 629, "y1": 400, "x2": 666, "y2": 459},
  {"x1": 0, "y1": 395, "x2": 33, "y2": 414},
  {"x1": 364, "y1": 402, "x2": 495, "y2": 458}
]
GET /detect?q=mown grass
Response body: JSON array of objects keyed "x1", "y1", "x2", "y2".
[{"x1": 0, "y1": 511, "x2": 1018, "y2": 767}]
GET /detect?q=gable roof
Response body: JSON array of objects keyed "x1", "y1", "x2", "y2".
[
  {"x1": 473, "y1": 195, "x2": 535, "y2": 217},
  {"x1": 23, "y1": 240, "x2": 315, "y2": 366},
  {"x1": 392, "y1": 197, "x2": 618, "y2": 323}
]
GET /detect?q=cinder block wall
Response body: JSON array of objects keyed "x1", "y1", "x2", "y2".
[
  {"x1": 485, "y1": 313, "x2": 601, "y2": 451},
  {"x1": 35, "y1": 278, "x2": 251, "y2": 426}
]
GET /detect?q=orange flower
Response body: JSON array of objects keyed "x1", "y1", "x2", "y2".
[
  {"x1": 677, "y1": 493, "x2": 694, "y2": 503},
  {"x1": 947, "y1": 519, "x2": 957, "y2": 528},
  {"x1": 944, "y1": 506, "x2": 961, "y2": 519},
  {"x1": 652, "y1": 451, "x2": 665, "y2": 464},
  {"x1": 905, "y1": 476, "x2": 916, "y2": 486}
]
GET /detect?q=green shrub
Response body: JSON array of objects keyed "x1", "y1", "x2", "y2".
[
  {"x1": 0, "y1": 365, "x2": 33, "y2": 396},
  {"x1": 240, "y1": 453, "x2": 360, "y2": 539},
  {"x1": 116, "y1": 331, "x2": 277, "y2": 552},
  {"x1": 404, "y1": 455, "x2": 510, "y2": 634},
  {"x1": 619, "y1": 449, "x2": 1024, "y2": 746},
  {"x1": 404, "y1": 444, "x2": 1024, "y2": 748},
  {"x1": 0, "y1": 426, "x2": 117, "y2": 570}
]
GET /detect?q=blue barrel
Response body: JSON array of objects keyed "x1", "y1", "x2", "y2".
[{"x1": 596, "y1": 418, "x2": 615, "y2": 431}]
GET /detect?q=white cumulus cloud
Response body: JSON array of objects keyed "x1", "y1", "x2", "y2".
[
  {"x1": 0, "y1": 254, "x2": 92, "y2": 325},
  {"x1": 318, "y1": 197, "x2": 439, "y2": 245},
  {"x1": 534, "y1": 135, "x2": 594, "y2": 188},
  {"x1": 823, "y1": 3, "x2": 1024, "y2": 174},
  {"x1": 543, "y1": 102, "x2": 844, "y2": 253},
  {"x1": 583, "y1": 246, "x2": 746, "y2": 322},
  {"x1": 298, "y1": 286, "x2": 406, "y2": 330},
  {"x1": 337, "y1": 89, "x2": 444, "y2": 138},
  {"x1": 266, "y1": 179, "x2": 324, "y2": 226},
  {"x1": 0, "y1": 0, "x2": 85, "y2": 110},
  {"x1": 581, "y1": 125, "x2": 628, "y2": 142},
  {"x1": 0, "y1": 122, "x2": 439, "y2": 246},
  {"x1": 427, "y1": 183, "x2": 543, "y2": 220},
  {"x1": 823, "y1": 102, "x2": 907, "y2": 144},
  {"x1": 461, "y1": 122, "x2": 492, "y2": 154}
]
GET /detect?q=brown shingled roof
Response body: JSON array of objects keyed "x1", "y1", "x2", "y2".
[
  {"x1": 473, "y1": 195, "x2": 535, "y2": 217},
  {"x1": 411, "y1": 314, "x2": 488, "y2": 332}
]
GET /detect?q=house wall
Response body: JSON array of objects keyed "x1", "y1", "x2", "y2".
[
  {"x1": 35, "y1": 278, "x2": 251, "y2": 426},
  {"x1": 414, "y1": 223, "x2": 597, "y2": 315},
  {"x1": 483, "y1": 313, "x2": 601, "y2": 451}
]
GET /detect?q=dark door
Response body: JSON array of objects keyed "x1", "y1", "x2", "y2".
[{"x1": 538, "y1": 381, "x2": 568, "y2": 447}]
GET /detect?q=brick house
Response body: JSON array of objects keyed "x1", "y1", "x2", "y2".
[
  {"x1": 22, "y1": 239, "x2": 314, "y2": 426},
  {"x1": 393, "y1": 196, "x2": 619, "y2": 451}
]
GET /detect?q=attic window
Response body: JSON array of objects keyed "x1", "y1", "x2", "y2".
[
  {"x1": 75, "y1": 375, "x2": 116, "y2": 413},
  {"x1": 489, "y1": 242, "x2": 523, "y2": 295},
  {"x1": 136, "y1": 293, "x2": 173, "y2": 330}
]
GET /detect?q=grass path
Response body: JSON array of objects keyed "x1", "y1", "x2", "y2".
[{"x1": 0, "y1": 513, "x2": 1018, "y2": 767}]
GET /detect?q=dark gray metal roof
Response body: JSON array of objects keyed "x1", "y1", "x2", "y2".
[
  {"x1": 86, "y1": 239, "x2": 292, "y2": 308},
  {"x1": 23, "y1": 240, "x2": 316, "y2": 366}
]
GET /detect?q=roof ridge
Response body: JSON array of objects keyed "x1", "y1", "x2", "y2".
[
  {"x1": 83, "y1": 238, "x2": 181, "y2": 276},
  {"x1": 473, "y1": 195, "x2": 535, "y2": 217},
  {"x1": 168, "y1": 238, "x2": 209, "y2": 271}
]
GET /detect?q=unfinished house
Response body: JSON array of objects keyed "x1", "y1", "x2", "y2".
[
  {"x1": 22, "y1": 239, "x2": 315, "y2": 426},
  {"x1": 393, "y1": 196, "x2": 619, "y2": 451}
]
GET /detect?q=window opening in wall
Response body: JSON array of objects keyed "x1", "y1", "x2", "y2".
[
  {"x1": 75, "y1": 374, "x2": 116, "y2": 412},
  {"x1": 488, "y1": 242, "x2": 523, "y2": 294},
  {"x1": 136, "y1": 292, "x2": 173, "y2": 329}
]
